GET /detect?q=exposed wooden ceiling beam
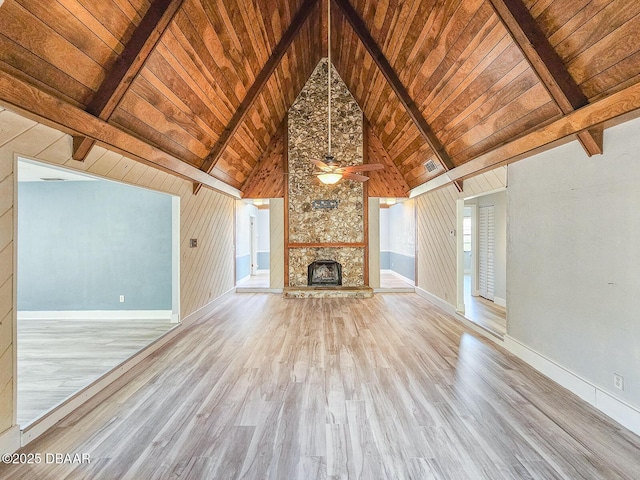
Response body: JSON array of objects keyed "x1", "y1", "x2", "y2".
[
  {"x1": 410, "y1": 81, "x2": 640, "y2": 198},
  {"x1": 73, "y1": 0, "x2": 185, "y2": 161},
  {"x1": 334, "y1": 0, "x2": 462, "y2": 192},
  {"x1": 194, "y1": 0, "x2": 319, "y2": 195},
  {"x1": 0, "y1": 68, "x2": 240, "y2": 198},
  {"x1": 488, "y1": 0, "x2": 603, "y2": 156}
]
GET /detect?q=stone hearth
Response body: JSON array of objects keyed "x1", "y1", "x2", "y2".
[{"x1": 282, "y1": 286, "x2": 374, "y2": 299}]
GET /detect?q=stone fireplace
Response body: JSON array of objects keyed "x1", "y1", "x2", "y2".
[
  {"x1": 308, "y1": 260, "x2": 342, "y2": 286},
  {"x1": 285, "y1": 59, "x2": 368, "y2": 290}
]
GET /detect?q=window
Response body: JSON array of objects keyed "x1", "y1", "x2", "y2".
[{"x1": 463, "y1": 216, "x2": 472, "y2": 252}]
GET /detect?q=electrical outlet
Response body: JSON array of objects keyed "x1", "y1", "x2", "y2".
[
  {"x1": 119, "y1": 295, "x2": 125, "y2": 303},
  {"x1": 614, "y1": 373, "x2": 624, "y2": 391}
]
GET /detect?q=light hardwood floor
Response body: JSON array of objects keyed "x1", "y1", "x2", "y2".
[
  {"x1": 379, "y1": 270, "x2": 414, "y2": 290},
  {"x1": 464, "y1": 275, "x2": 507, "y2": 336},
  {"x1": 3, "y1": 294, "x2": 640, "y2": 479},
  {"x1": 17, "y1": 318, "x2": 175, "y2": 425},
  {"x1": 237, "y1": 271, "x2": 270, "y2": 288}
]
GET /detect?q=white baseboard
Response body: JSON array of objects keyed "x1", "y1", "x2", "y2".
[
  {"x1": 18, "y1": 310, "x2": 173, "y2": 321},
  {"x1": 178, "y1": 288, "x2": 235, "y2": 328},
  {"x1": 504, "y1": 335, "x2": 640, "y2": 437},
  {"x1": 494, "y1": 296, "x2": 506, "y2": 307},
  {"x1": 415, "y1": 287, "x2": 456, "y2": 315},
  {"x1": 19, "y1": 287, "x2": 236, "y2": 449},
  {"x1": 0, "y1": 425, "x2": 20, "y2": 454}
]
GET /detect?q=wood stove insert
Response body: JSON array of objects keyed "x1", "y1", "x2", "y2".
[{"x1": 307, "y1": 260, "x2": 342, "y2": 286}]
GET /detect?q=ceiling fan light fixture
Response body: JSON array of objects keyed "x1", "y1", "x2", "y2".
[
  {"x1": 318, "y1": 172, "x2": 343, "y2": 185},
  {"x1": 324, "y1": 155, "x2": 336, "y2": 166}
]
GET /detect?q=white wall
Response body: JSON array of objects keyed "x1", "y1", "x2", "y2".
[
  {"x1": 379, "y1": 208, "x2": 390, "y2": 252},
  {"x1": 508, "y1": 116, "x2": 640, "y2": 411},
  {"x1": 257, "y1": 209, "x2": 270, "y2": 252},
  {"x1": 235, "y1": 201, "x2": 258, "y2": 280},
  {"x1": 235, "y1": 201, "x2": 257, "y2": 259},
  {"x1": 388, "y1": 200, "x2": 415, "y2": 256}
]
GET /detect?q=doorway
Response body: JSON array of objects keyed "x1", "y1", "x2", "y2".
[
  {"x1": 457, "y1": 190, "x2": 507, "y2": 336},
  {"x1": 378, "y1": 198, "x2": 415, "y2": 291},
  {"x1": 236, "y1": 199, "x2": 270, "y2": 289},
  {"x1": 16, "y1": 158, "x2": 180, "y2": 426}
]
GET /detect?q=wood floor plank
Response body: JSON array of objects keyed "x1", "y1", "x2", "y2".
[
  {"x1": 2, "y1": 293, "x2": 640, "y2": 479},
  {"x1": 17, "y1": 318, "x2": 175, "y2": 425}
]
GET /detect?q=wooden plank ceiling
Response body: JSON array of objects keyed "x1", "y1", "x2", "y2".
[{"x1": 1, "y1": 0, "x2": 640, "y2": 197}]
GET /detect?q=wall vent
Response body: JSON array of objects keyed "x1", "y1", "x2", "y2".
[{"x1": 424, "y1": 159, "x2": 438, "y2": 173}]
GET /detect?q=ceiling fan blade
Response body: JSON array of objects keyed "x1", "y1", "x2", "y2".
[
  {"x1": 311, "y1": 159, "x2": 330, "y2": 170},
  {"x1": 341, "y1": 163, "x2": 385, "y2": 173},
  {"x1": 343, "y1": 173, "x2": 369, "y2": 182}
]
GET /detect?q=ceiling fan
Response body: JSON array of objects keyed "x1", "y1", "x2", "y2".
[
  {"x1": 314, "y1": 0, "x2": 383, "y2": 185},
  {"x1": 313, "y1": 156, "x2": 384, "y2": 184}
]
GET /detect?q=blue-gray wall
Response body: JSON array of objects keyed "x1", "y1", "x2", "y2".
[
  {"x1": 236, "y1": 255, "x2": 250, "y2": 281},
  {"x1": 381, "y1": 251, "x2": 415, "y2": 281},
  {"x1": 18, "y1": 180, "x2": 172, "y2": 311},
  {"x1": 257, "y1": 252, "x2": 270, "y2": 270},
  {"x1": 236, "y1": 253, "x2": 269, "y2": 281},
  {"x1": 380, "y1": 251, "x2": 390, "y2": 269}
]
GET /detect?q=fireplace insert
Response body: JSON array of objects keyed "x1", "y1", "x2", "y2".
[{"x1": 308, "y1": 260, "x2": 342, "y2": 286}]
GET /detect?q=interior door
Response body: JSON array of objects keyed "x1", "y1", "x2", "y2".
[{"x1": 478, "y1": 205, "x2": 495, "y2": 301}]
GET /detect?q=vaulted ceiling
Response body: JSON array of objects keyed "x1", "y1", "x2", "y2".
[{"x1": 1, "y1": 0, "x2": 640, "y2": 198}]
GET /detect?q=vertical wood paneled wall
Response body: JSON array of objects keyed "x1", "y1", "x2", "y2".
[
  {"x1": 0, "y1": 107, "x2": 236, "y2": 437},
  {"x1": 0, "y1": 107, "x2": 15, "y2": 435},
  {"x1": 416, "y1": 168, "x2": 506, "y2": 306}
]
